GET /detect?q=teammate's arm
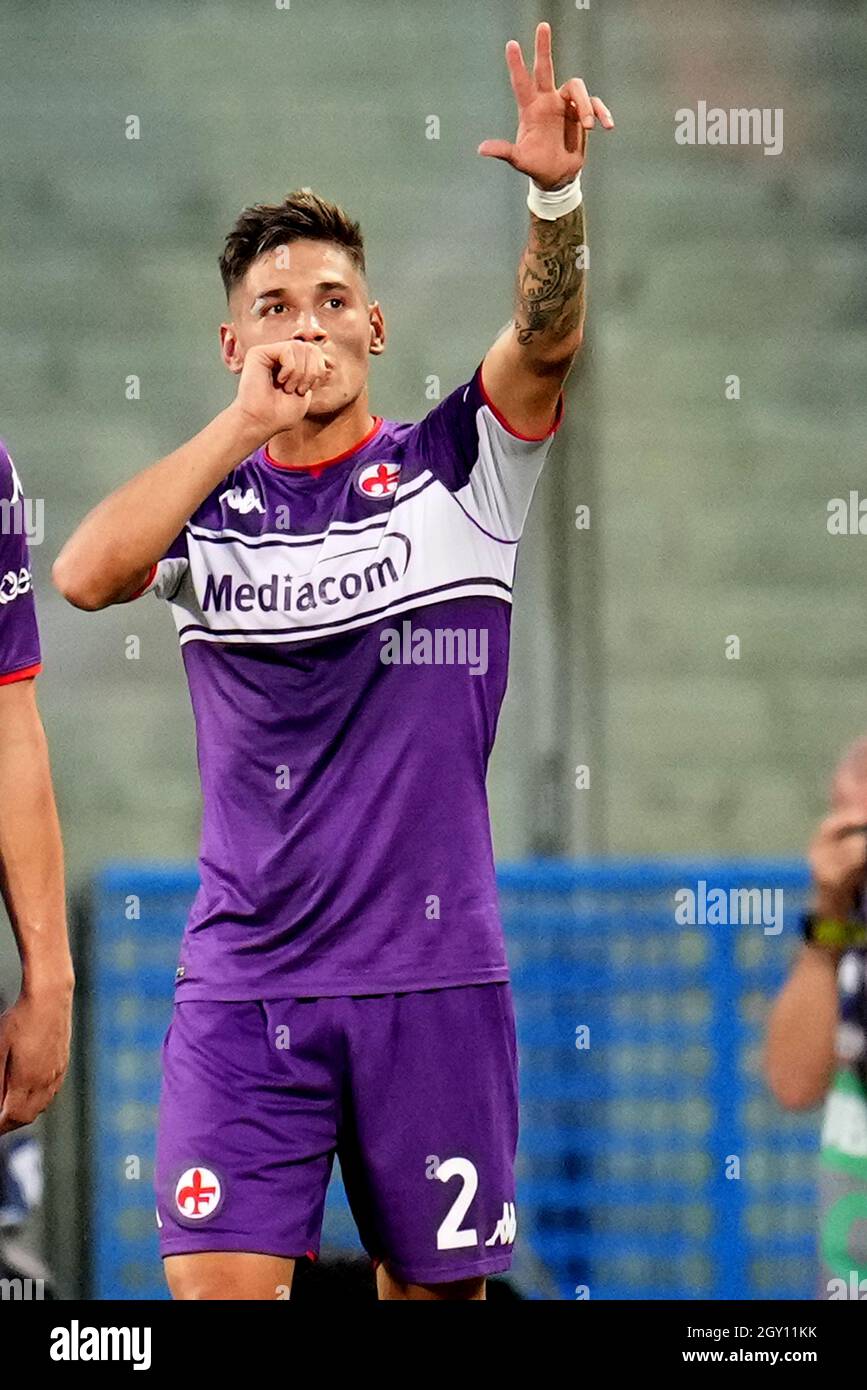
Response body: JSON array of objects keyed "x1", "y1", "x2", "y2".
[
  {"x1": 53, "y1": 341, "x2": 328, "y2": 610},
  {"x1": 478, "y1": 22, "x2": 613, "y2": 438},
  {"x1": 0, "y1": 678, "x2": 73, "y2": 1134}
]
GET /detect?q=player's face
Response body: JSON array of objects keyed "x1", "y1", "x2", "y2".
[{"x1": 222, "y1": 240, "x2": 385, "y2": 417}]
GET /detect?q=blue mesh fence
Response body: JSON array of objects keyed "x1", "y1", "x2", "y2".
[{"x1": 84, "y1": 859, "x2": 817, "y2": 1300}]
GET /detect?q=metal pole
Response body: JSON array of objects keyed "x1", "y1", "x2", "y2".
[{"x1": 529, "y1": 0, "x2": 609, "y2": 858}]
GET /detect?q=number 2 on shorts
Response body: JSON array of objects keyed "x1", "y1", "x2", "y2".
[{"x1": 435, "y1": 1156, "x2": 479, "y2": 1250}]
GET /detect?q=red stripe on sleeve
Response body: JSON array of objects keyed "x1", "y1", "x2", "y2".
[
  {"x1": 0, "y1": 662, "x2": 42, "y2": 686},
  {"x1": 477, "y1": 366, "x2": 566, "y2": 441},
  {"x1": 128, "y1": 562, "x2": 158, "y2": 601}
]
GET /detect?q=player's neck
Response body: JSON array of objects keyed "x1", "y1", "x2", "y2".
[{"x1": 265, "y1": 397, "x2": 377, "y2": 470}]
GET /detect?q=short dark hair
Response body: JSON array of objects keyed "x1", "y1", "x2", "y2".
[{"x1": 218, "y1": 189, "x2": 366, "y2": 300}]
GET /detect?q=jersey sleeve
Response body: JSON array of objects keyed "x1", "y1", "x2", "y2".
[
  {"x1": 410, "y1": 361, "x2": 565, "y2": 542},
  {"x1": 127, "y1": 528, "x2": 189, "y2": 603},
  {"x1": 0, "y1": 443, "x2": 41, "y2": 686}
]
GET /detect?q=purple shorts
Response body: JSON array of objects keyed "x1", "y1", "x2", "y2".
[{"x1": 154, "y1": 983, "x2": 519, "y2": 1285}]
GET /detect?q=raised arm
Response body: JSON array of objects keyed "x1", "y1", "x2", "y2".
[{"x1": 478, "y1": 22, "x2": 613, "y2": 437}]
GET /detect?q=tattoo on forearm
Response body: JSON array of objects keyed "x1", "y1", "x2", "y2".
[{"x1": 514, "y1": 205, "x2": 586, "y2": 348}]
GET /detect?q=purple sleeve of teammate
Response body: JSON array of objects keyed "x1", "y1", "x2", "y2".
[{"x1": 0, "y1": 442, "x2": 42, "y2": 685}]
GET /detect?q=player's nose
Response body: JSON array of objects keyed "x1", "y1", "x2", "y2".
[{"x1": 291, "y1": 315, "x2": 327, "y2": 343}]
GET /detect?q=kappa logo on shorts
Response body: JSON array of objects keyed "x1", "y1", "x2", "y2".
[
  {"x1": 174, "y1": 1166, "x2": 222, "y2": 1221},
  {"x1": 354, "y1": 461, "x2": 401, "y2": 500},
  {"x1": 484, "y1": 1201, "x2": 517, "y2": 1247}
]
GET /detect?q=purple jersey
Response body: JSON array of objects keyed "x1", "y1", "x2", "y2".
[
  {"x1": 136, "y1": 365, "x2": 562, "y2": 998},
  {"x1": 0, "y1": 443, "x2": 41, "y2": 687}
]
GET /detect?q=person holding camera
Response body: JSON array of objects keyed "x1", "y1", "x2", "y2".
[{"x1": 765, "y1": 736, "x2": 867, "y2": 1296}]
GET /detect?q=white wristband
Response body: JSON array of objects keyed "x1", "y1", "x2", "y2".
[{"x1": 527, "y1": 171, "x2": 583, "y2": 220}]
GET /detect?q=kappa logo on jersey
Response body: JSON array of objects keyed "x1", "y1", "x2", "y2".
[
  {"x1": 484, "y1": 1201, "x2": 517, "y2": 1247},
  {"x1": 354, "y1": 461, "x2": 401, "y2": 499},
  {"x1": 0, "y1": 568, "x2": 32, "y2": 607},
  {"x1": 219, "y1": 485, "x2": 265, "y2": 515},
  {"x1": 174, "y1": 1166, "x2": 222, "y2": 1220}
]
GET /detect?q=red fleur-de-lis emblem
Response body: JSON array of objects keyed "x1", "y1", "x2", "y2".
[{"x1": 355, "y1": 461, "x2": 401, "y2": 498}]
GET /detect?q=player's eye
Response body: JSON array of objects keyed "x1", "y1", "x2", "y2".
[
  {"x1": 325, "y1": 297, "x2": 345, "y2": 310},
  {"x1": 264, "y1": 303, "x2": 286, "y2": 315}
]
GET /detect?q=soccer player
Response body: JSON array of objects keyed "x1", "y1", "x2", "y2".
[
  {"x1": 0, "y1": 444, "x2": 73, "y2": 1138},
  {"x1": 54, "y1": 23, "x2": 612, "y2": 1300}
]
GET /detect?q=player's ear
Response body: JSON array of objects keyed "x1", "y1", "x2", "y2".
[
  {"x1": 368, "y1": 301, "x2": 386, "y2": 357},
  {"x1": 219, "y1": 322, "x2": 244, "y2": 375}
]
